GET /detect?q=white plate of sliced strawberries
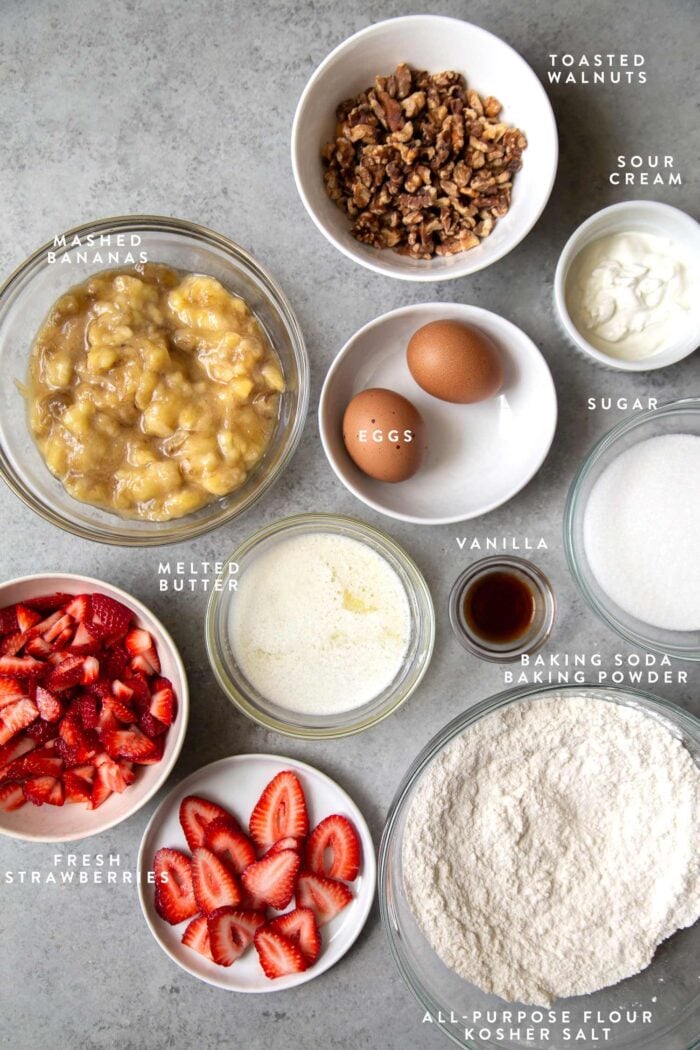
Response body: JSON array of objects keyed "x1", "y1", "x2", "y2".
[{"x1": 138, "y1": 754, "x2": 376, "y2": 991}]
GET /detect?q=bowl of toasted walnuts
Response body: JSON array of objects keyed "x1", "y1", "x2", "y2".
[{"x1": 291, "y1": 16, "x2": 558, "y2": 282}]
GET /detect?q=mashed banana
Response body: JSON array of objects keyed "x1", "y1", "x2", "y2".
[{"x1": 27, "y1": 264, "x2": 284, "y2": 521}]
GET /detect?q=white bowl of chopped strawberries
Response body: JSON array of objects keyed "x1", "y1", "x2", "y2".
[{"x1": 0, "y1": 573, "x2": 188, "y2": 841}]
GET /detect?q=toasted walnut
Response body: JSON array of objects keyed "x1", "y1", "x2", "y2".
[{"x1": 320, "y1": 64, "x2": 527, "y2": 259}]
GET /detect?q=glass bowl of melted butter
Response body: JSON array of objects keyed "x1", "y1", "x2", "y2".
[{"x1": 0, "y1": 215, "x2": 308, "y2": 545}]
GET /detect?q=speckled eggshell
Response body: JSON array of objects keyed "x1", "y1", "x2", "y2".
[
  {"x1": 407, "y1": 320, "x2": 504, "y2": 404},
  {"x1": 342, "y1": 388, "x2": 426, "y2": 483}
]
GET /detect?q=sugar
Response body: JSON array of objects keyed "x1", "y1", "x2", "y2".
[{"x1": 583, "y1": 433, "x2": 700, "y2": 631}]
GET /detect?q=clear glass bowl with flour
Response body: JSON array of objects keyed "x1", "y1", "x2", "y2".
[
  {"x1": 379, "y1": 684, "x2": 700, "y2": 1050},
  {"x1": 206, "y1": 514, "x2": 435, "y2": 737},
  {"x1": 565, "y1": 398, "x2": 700, "y2": 660}
]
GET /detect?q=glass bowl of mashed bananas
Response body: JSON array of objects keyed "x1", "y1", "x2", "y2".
[{"x1": 0, "y1": 216, "x2": 308, "y2": 545}]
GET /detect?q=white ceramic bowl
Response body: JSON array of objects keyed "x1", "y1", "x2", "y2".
[
  {"x1": 291, "y1": 15, "x2": 558, "y2": 282},
  {"x1": 319, "y1": 303, "x2": 557, "y2": 524},
  {"x1": 554, "y1": 201, "x2": 700, "y2": 372},
  {"x1": 0, "y1": 573, "x2": 188, "y2": 842}
]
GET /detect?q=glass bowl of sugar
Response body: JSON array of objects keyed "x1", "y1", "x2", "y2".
[
  {"x1": 564, "y1": 397, "x2": 700, "y2": 660},
  {"x1": 205, "y1": 513, "x2": 435, "y2": 737}
]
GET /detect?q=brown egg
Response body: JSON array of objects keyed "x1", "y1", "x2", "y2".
[
  {"x1": 407, "y1": 320, "x2": 504, "y2": 404},
  {"x1": 342, "y1": 388, "x2": 426, "y2": 483}
]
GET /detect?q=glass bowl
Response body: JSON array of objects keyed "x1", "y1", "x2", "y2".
[
  {"x1": 0, "y1": 215, "x2": 309, "y2": 546},
  {"x1": 379, "y1": 683, "x2": 700, "y2": 1050},
  {"x1": 564, "y1": 398, "x2": 700, "y2": 660},
  {"x1": 205, "y1": 513, "x2": 435, "y2": 738}
]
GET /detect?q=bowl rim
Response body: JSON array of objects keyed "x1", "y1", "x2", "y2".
[
  {"x1": 0, "y1": 572, "x2": 189, "y2": 842},
  {"x1": 0, "y1": 214, "x2": 310, "y2": 547},
  {"x1": 290, "y1": 14, "x2": 559, "y2": 283},
  {"x1": 378, "y1": 681, "x2": 700, "y2": 1050},
  {"x1": 318, "y1": 302, "x2": 558, "y2": 524},
  {"x1": 563, "y1": 396, "x2": 700, "y2": 660},
  {"x1": 553, "y1": 200, "x2": 700, "y2": 372},
  {"x1": 205, "y1": 512, "x2": 436, "y2": 738}
]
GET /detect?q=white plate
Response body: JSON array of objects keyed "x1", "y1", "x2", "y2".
[
  {"x1": 137, "y1": 754, "x2": 376, "y2": 992},
  {"x1": 319, "y1": 303, "x2": 558, "y2": 524}
]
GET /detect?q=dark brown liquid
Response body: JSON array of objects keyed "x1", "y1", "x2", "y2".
[{"x1": 463, "y1": 570, "x2": 536, "y2": 644}]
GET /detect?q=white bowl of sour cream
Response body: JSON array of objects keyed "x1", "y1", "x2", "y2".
[{"x1": 554, "y1": 201, "x2": 700, "y2": 371}]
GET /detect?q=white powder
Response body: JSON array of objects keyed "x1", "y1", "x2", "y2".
[
  {"x1": 583, "y1": 433, "x2": 700, "y2": 631},
  {"x1": 229, "y1": 532, "x2": 410, "y2": 715},
  {"x1": 403, "y1": 694, "x2": 700, "y2": 1007}
]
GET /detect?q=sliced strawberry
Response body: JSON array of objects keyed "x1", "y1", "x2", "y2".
[
  {"x1": 0, "y1": 606, "x2": 18, "y2": 635},
  {"x1": 295, "y1": 871, "x2": 353, "y2": 927},
  {"x1": 103, "y1": 646, "x2": 129, "y2": 680},
  {"x1": 51, "y1": 626, "x2": 74, "y2": 651},
  {"x1": 149, "y1": 678, "x2": 175, "y2": 725},
  {"x1": 249, "y1": 770, "x2": 309, "y2": 850},
  {"x1": 35, "y1": 686, "x2": 63, "y2": 723},
  {"x1": 69, "y1": 621, "x2": 102, "y2": 655},
  {"x1": 191, "y1": 847, "x2": 242, "y2": 915},
  {"x1": 45, "y1": 654, "x2": 85, "y2": 691},
  {"x1": 0, "y1": 781, "x2": 25, "y2": 811},
  {"x1": 93, "y1": 752, "x2": 130, "y2": 793},
  {"x1": 0, "y1": 698, "x2": 39, "y2": 745},
  {"x1": 64, "y1": 594, "x2": 92, "y2": 622},
  {"x1": 0, "y1": 749, "x2": 63, "y2": 783},
  {"x1": 112, "y1": 679, "x2": 134, "y2": 703},
  {"x1": 24, "y1": 774, "x2": 64, "y2": 806},
  {"x1": 25, "y1": 610, "x2": 63, "y2": 638},
  {"x1": 240, "y1": 849, "x2": 300, "y2": 910},
  {"x1": 207, "y1": 907, "x2": 266, "y2": 967},
  {"x1": 63, "y1": 765, "x2": 95, "y2": 804},
  {"x1": 306, "y1": 814, "x2": 361, "y2": 882},
  {"x1": 266, "y1": 836, "x2": 304, "y2": 856},
  {"x1": 26, "y1": 718, "x2": 59, "y2": 744},
  {"x1": 0, "y1": 734, "x2": 35, "y2": 769},
  {"x1": 81, "y1": 656, "x2": 100, "y2": 684},
  {"x1": 181, "y1": 914, "x2": 214, "y2": 961},
  {"x1": 125, "y1": 628, "x2": 160, "y2": 675},
  {"x1": 133, "y1": 735, "x2": 164, "y2": 765},
  {"x1": 14, "y1": 605, "x2": 41, "y2": 633},
  {"x1": 101, "y1": 726, "x2": 156, "y2": 763},
  {"x1": 0, "y1": 677, "x2": 26, "y2": 709},
  {"x1": 154, "y1": 847, "x2": 197, "y2": 925},
  {"x1": 205, "y1": 818, "x2": 256, "y2": 875},
  {"x1": 179, "y1": 795, "x2": 235, "y2": 850},
  {"x1": 24, "y1": 592, "x2": 73, "y2": 612},
  {"x1": 266, "y1": 907, "x2": 321, "y2": 964},
  {"x1": 254, "y1": 927, "x2": 307, "y2": 979},
  {"x1": 90, "y1": 594, "x2": 132, "y2": 640},
  {"x1": 43, "y1": 613, "x2": 74, "y2": 644},
  {"x1": 104, "y1": 695, "x2": 136, "y2": 724},
  {"x1": 60, "y1": 712, "x2": 98, "y2": 762},
  {"x1": 0, "y1": 632, "x2": 26, "y2": 656},
  {"x1": 75, "y1": 692, "x2": 100, "y2": 730},
  {"x1": 90, "y1": 764, "x2": 113, "y2": 809},
  {"x1": 0, "y1": 655, "x2": 43, "y2": 678},
  {"x1": 138, "y1": 710, "x2": 168, "y2": 739},
  {"x1": 25, "y1": 635, "x2": 52, "y2": 659},
  {"x1": 124, "y1": 673, "x2": 150, "y2": 711}
]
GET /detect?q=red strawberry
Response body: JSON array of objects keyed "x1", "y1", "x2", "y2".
[
  {"x1": 0, "y1": 632, "x2": 26, "y2": 656},
  {"x1": 25, "y1": 610, "x2": 62, "y2": 638},
  {"x1": 26, "y1": 718, "x2": 59, "y2": 744},
  {"x1": 90, "y1": 594, "x2": 132, "y2": 640},
  {"x1": 0, "y1": 749, "x2": 63, "y2": 783},
  {"x1": 0, "y1": 677, "x2": 26, "y2": 708},
  {"x1": 0, "y1": 699, "x2": 39, "y2": 745},
  {"x1": 75, "y1": 692, "x2": 100, "y2": 730},
  {"x1": 154, "y1": 847, "x2": 197, "y2": 925},
  {"x1": 133, "y1": 735, "x2": 165, "y2": 765},
  {"x1": 63, "y1": 765, "x2": 95, "y2": 804},
  {"x1": 254, "y1": 927, "x2": 307, "y2": 979},
  {"x1": 125, "y1": 628, "x2": 161, "y2": 675},
  {"x1": 0, "y1": 606, "x2": 18, "y2": 635},
  {"x1": 90, "y1": 764, "x2": 113, "y2": 809},
  {"x1": 25, "y1": 636, "x2": 52, "y2": 659},
  {"x1": 191, "y1": 847, "x2": 242, "y2": 915},
  {"x1": 35, "y1": 686, "x2": 63, "y2": 723},
  {"x1": 64, "y1": 594, "x2": 91, "y2": 622},
  {"x1": 24, "y1": 774, "x2": 64, "y2": 806},
  {"x1": 0, "y1": 655, "x2": 43, "y2": 678},
  {"x1": 60, "y1": 712, "x2": 98, "y2": 762},
  {"x1": 43, "y1": 613, "x2": 74, "y2": 644},
  {"x1": 111, "y1": 679, "x2": 134, "y2": 703},
  {"x1": 149, "y1": 678, "x2": 175, "y2": 725},
  {"x1": 81, "y1": 656, "x2": 100, "y2": 685},
  {"x1": 45, "y1": 654, "x2": 84, "y2": 690},
  {"x1": 24, "y1": 592, "x2": 73, "y2": 612},
  {"x1": 124, "y1": 673, "x2": 150, "y2": 711},
  {"x1": 266, "y1": 836, "x2": 304, "y2": 856},
  {"x1": 138, "y1": 710, "x2": 168, "y2": 739},
  {"x1": 104, "y1": 695, "x2": 136, "y2": 725},
  {"x1": 181, "y1": 914, "x2": 214, "y2": 961},
  {"x1": 295, "y1": 871, "x2": 353, "y2": 927},
  {"x1": 14, "y1": 605, "x2": 41, "y2": 633},
  {"x1": 240, "y1": 849, "x2": 300, "y2": 911},
  {"x1": 249, "y1": 770, "x2": 309, "y2": 850},
  {"x1": 266, "y1": 907, "x2": 321, "y2": 964},
  {"x1": 103, "y1": 646, "x2": 129, "y2": 680},
  {"x1": 207, "y1": 907, "x2": 266, "y2": 967},
  {"x1": 0, "y1": 781, "x2": 25, "y2": 811},
  {"x1": 306, "y1": 814, "x2": 361, "y2": 882},
  {"x1": 69, "y1": 621, "x2": 102, "y2": 655},
  {"x1": 93, "y1": 753, "x2": 130, "y2": 793},
  {"x1": 101, "y1": 726, "x2": 156, "y2": 763},
  {"x1": 0, "y1": 734, "x2": 35, "y2": 769},
  {"x1": 205, "y1": 818, "x2": 256, "y2": 875},
  {"x1": 179, "y1": 795, "x2": 234, "y2": 850}
]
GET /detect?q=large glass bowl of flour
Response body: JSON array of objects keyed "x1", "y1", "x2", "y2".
[
  {"x1": 564, "y1": 398, "x2": 700, "y2": 660},
  {"x1": 379, "y1": 684, "x2": 700, "y2": 1050}
]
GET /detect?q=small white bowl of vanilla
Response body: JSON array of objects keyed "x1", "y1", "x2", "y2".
[{"x1": 554, "y1": 201, "x2": 700, "y2": 372}]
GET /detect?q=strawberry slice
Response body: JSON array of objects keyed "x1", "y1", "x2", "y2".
[
  {"x1": 0, "y1": 781, "x2": 25, "y2": 811},
  {"x1": 205, "y1": 818, "x2": 257, "y2": 875},
  {"x1": 90, "y1": 594, "x2": 132, "y2": 640},
  {"x1": 25, "y1": 635, "x2": 52, "y2": 659},
  {"x1": 149, "y1": 678, "x2": 175, "y2": 725},
  {"x1": 295, "y1": 871, "x2": 353, "y2": 927},
  {"x1": 266, "y1": 907, "x2": 321, "y2": 964},
  {"x1": 90, "y1": 764, "x2": 113, "y2": 809},
  {"x1": 179, "y1": 795, "x2": 235, "y2": 850},
  {"x1": 45, "y1": 654, "x2": 85, "y2": 691},
  {"x1": 24, "y1": 592, "x2": 73, "y2": 613},
  {"x1": 104, "y1": 695, "x2": 136, "y2": 724},
  {"x1": 26, "y1": 718, "x2": 59, "y2": 744},
  {"x1": 254, "y1": 927, "x2": 307, "y2": 979},
  {"x1": 0, "y1": 734, "x2": 35, "y2": 769},
  {"x1": 181, "y1": 914, "x2": 214, "y2": 961},
  {"x1": 0, "y1": 677, "x2": 26, "y2": 709},
  {"x1": 154, "y1": 847, "x2": 198, "y2": 925},
  {"x1": 138, "y1": 710, "x2": 168, "y2": 739},
  {"x1": 0, "y1": 632, "x2": 27, "y2": 656},
  {"x1": 103, "y1": 646, "x2": 129, "y2": 680},
  {"x1": 306, "y1": 814, "x2": 361, "y2": 882},
  {"x1": 249, "y1": 770, "x2": 309, "y2": 850},
  {"x1": 240, "y1": 849, "x2": 300, "y2": 910},
  {"x1": 101, "y1": 726, "x2": 156, "y2": 763},
  {"x1": 63, "y1": 765, "x2": 95, "y2": 804},
  {"x1": 266, "y1": 836, "x2": 304, "y2": 856},
  {"x1": 0, "y1": 606, "x2": 18, "y2": 635},
  {"x1": 191, "y1": 847, "x2": 242, "y2": 915},
  {"x1": 81, "y1": 656, "x2": 100, "y2": 685},
  {"x1": 14, "y1": 605, "x2": 41, "y2": 633},
  {"x1": 43, "y1": 613, "x2": 74, "y2": 644},
  {"x1": 0, "y1": 699, "x2": 39, "y2": 745},
  {"x1": 69, "y1": 621, "x2": 102, "y2": 655},
  {"x1": 125, "y1": 628, "x2": 160, "y2": 675},
  {"x1": 24, "y1": 774, "x2": 65, "y2": 806},
  {"x1": 0, "y1": 655, "x2": 43, "y2": 678},
  {"x1": 0, "y1": 749, "x2": 63, "y2": 783},
  {"x1": 35, "y1": 686, "x2": 63, "y2": 723},
  {"x1": 75, "y1": 692, "x2": 100, "y2": 729},
  {"x1": 64, "y1": 595, "x2": 92, "y2": 622},
  {"x1": 133, "y1": 735, "x2": 165, "y2": 765},
  {"x1": 207, "y1": 907, "x2": 266, "y2": 967},
  {"x1": 93, "y1": 753, "x2": 131, "y2": 793}
]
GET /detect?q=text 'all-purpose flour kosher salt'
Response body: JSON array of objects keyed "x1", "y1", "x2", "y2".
[
  {"x1": 583, "y1": 432, "x2": 700, "y2": 631},
  {"x1": 402, "y1": 694, "x2": 700, "y2": 1007}
]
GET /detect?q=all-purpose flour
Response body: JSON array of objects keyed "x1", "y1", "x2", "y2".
[{"x1": 403, "y1": 694, "x2": 700, "y2": 1007}]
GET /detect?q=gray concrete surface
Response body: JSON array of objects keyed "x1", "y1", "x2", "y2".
[{"x1": 0, "y1": 0, "x2": 698, "y2": 1048}]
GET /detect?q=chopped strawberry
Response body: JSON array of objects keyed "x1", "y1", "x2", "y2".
[
  {"x1": 138, "y1": 710, "x2": 168, "y2": 739},
  {"x1": 240, "y1": 849, "x2": 300, "y2": 910},
  {"x1": 111, "y1": 679, "x2": 134, "y2": 703},
  {"x1": 35, "y1": 686, "x2": 63, "y2": 723},
  {"x1": 63, "y1": 765, "x2": 95, "y2": 804},
  {"x1": 0, "y1": 781, "x2": 25, "y2": 811},
  {"x1": 14, "y1": 605, "x2": 41, "y2": 633},
  {"x1": 205, "y1": 818, "x2": 257, "y2": 875},
  {"x1": 75, "y1": 692, "x2": 100, "y2": 730},
  {"x1": 94, "y1": 753, "x2": 130, "y2": 793},
  {"x1": 43, "y1": 613, "x2": 74, "y2": 644},
  {"x1": 45, "y1": 654, "x2": 84, "y2": 691},
  {"x1": 133, "y1": 735, "x2": 165, "y2": 765},
  {"x1": 154, "y1": 847, "x2": 197, "y2": 925},
  {"x1": 26, "y1": 718, "x2": 59, "y2": 744},
  {"x1": 24, "y1": 592, "x2": 73, "y2": 612},
  {"x1": 295, "y1": 871, "x2": 353, "y2": 927},
  {"x1": 69, "y1": 621, "x2": 102, "y2": 655},
  {"x1": 124, "y1": 673, "x2": 150, "y2": 711},
  {"x1": 103, "y1": 646, "x2": 129, "y2": 680},
  {"x1": 0, "y1": 632, "x2": 26, "y2": 656},
  {"x1": 207, "y1": 907, "x2": 266, "y2": 967},
  {"x1": 25, "y1": 635, "x2": 52, "y2": 659},
  {"x1": 266, "y1": 907, "x2": 321, "y2": 964},
  {"x1": 60, "y1": 712, "x2": 98, "y2": 763},
  {"x1": 90, "y1": 764, "x2": 113, "y2": 809},
  {"x1": 24, "y1": 774, "x2": 64, "y2": 807},
  {"x1": 90, "y1": 594, "x2": 132, "y2": 640},
  {"x1": 149, "y1": 678, "x2": 175, "y2": 725},
  {"x1": 0, "y1": 606, "x2": 18, "y2": 635},
  {"x1": 101, "y1": 726, "x2": 156, "y2": 763},
  {"x1": 306, "y1": 814, "x2": 361, "y2": 882},
  {"x1": 81, "y1": 656, "x2": 100, "y2": 684},
  {"x1": 0, "y1": 655, "x2": 43, "y2": 678},
  {"x1": 25, "y1": 610, "x2": 63, "y2": 638},
  {"x1": 191, "y1": 847, "x2": 242, "y2": 915},
  {"x1": 182, "y1": 914, "x2": 214, "y2": 961},
  {"x1": 254, "y1": 927, "x2": 307, "y2": 979},
  {"x1": 0, "y1": 677, "x2": 26, "y2": 709},
  {"x1": 249, "y1": 770, "x2": 309, "y2": 850},
  {"x1": 179, "y1": 795, "x2": 234, "y2": 850},
  {"x1": 125, "y1": 628, "x2": 161, "y2": 675},
  {"x1": 0, "y1": 749, "x2": 63, "y2": 783},
  {"x1": 0, "y1": 699, "x2": 39, "y2": 745},
  {"x1": 64, "y1": 594, "x2": 91, "y2": 622},
  {"x1": 0, "y1": 734, "x2": 35, "y2": 769},
  {"x1": 104, "y1": 695, "x2": 136, "y2": 724},
  {"x1": 266, "y1": 836, "x2": 304, "y2": 856}
]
